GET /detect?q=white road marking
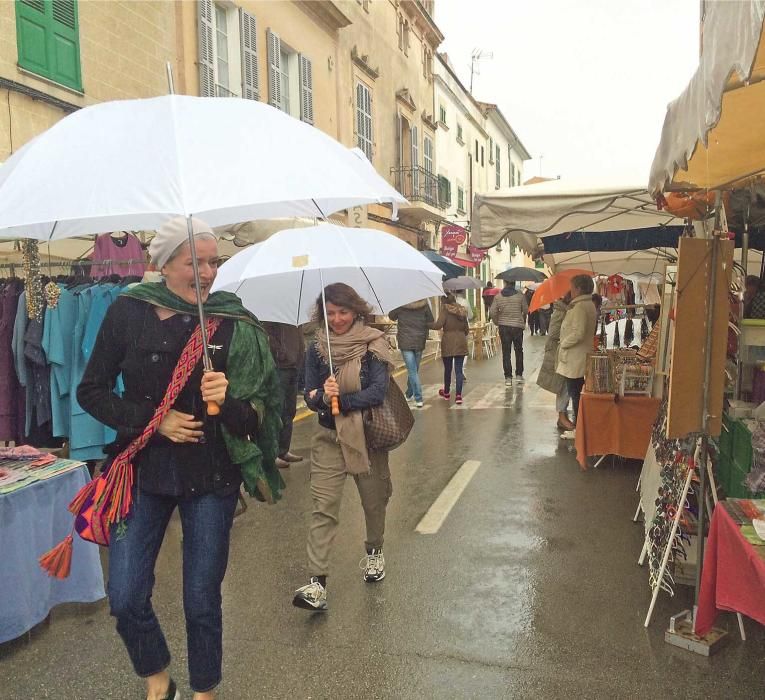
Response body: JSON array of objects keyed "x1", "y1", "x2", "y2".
[{"x1": 415, "y1": 460, "x2": 481, "y2": 534}]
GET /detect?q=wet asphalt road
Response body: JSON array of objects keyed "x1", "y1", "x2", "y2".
[{"x1": 2, "y1": 335, "x2": 764, "y2": 699}]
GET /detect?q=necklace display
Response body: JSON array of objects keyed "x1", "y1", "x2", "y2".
[{"x1": 22, "y1": 240, "x2": 43, "y2": 321}]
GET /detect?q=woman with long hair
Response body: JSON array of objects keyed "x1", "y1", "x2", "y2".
[
  {"x1": 77, "y1": 217, "x2": 282, "y2": 700},
  {"x1": 293, "y1": 283, "x2": 396, "y2": 612},
  {"x1": 430, "y1": 293, "x2": 470, "y2": 405}
]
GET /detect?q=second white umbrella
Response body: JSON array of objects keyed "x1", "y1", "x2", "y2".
[{"x1": 212, "y1": 224, "x2": 445, "y2": 325}]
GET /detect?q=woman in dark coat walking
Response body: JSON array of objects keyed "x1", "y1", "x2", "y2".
[{"x1": 430, "y1": 294, "x2": 469, "y2": 405}]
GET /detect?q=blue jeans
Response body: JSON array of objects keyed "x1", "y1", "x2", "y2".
[
  {"x1": 401, "y1": 349, "x2": 423, "y2": 402},
  {"x1": 443, "y1": 356, "x2": 465, "y2": 395},
  {"x1": 107, "y1": 488, "x2": 238, "y2": 693}
]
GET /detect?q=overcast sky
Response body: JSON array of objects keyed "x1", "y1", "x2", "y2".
[{"x1": 434, "y1": 0, "x2": 700, "y2": 184}]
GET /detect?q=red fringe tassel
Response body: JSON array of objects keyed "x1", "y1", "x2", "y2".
[
  {"x1": 39, "y1": 534, "x2": 73, "y2": 579},
  {"x1": 67, "y1": 477, "x2": 97, "y2": 516}
]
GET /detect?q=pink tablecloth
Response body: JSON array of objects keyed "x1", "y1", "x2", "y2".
[{"x1": 696, "y1": 504, "x2": 765, "y2": 636}]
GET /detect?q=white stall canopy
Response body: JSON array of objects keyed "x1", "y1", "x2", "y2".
[{"x1": 470, "y1": 179, "x2": 684, "y2": 252}]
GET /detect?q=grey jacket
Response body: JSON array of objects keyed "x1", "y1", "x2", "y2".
[
  {"x1": 536, "y1": 299, "x2": 568, "y2": 394},
  {"x1": 489, "y1": 288, "x2": 528, "y2": 328},
  {"x1": 389, "y1": 301, "x2": 434, "y2": 351}
]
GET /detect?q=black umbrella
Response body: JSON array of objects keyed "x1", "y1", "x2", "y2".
[{"x1": 495, "y1": 266, "x2": 547, "y2": 283}]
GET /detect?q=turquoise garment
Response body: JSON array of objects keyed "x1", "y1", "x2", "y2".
[
  {"x1": 69, "y1": 286, "x2": 119, "y2": 461},
  {"x1": 42, "y1": 286, "x2": 77, "y2": 437}
]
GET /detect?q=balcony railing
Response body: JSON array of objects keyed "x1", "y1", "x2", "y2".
[
  {"x1": 390, "y1": 165, "x2": 445, "y2": 210},
  {"x1": 215, "y1": 83, "x2": 239, "y2": 98}
]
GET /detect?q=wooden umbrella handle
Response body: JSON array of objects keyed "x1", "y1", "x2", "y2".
[
  {"x1": 331, "y1": 396, "x2": 340, "y2": 416},
  {"x1": 206, "y1": 401, "x2": 220, "y2": 416}
]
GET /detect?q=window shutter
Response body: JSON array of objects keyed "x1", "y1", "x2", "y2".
[
  {"x1": 198, "y1": 0, "x2": 215, "y2": 96},
  {"x1": 267, "y1": 29, "x2": 281, "y2": 108},
  {"x1": 239, "y1": 9, "x2": 259, "y2": 100},
  {"x1": 16, "y1": 0, "x2": 82, "y2": 91},
  {"x1": 299, "y1": 54, "x2": 314, "y2": 124}
]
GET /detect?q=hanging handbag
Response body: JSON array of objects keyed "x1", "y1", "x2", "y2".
[{"x1": 363, "y1": 377, "x2": 415, "y2": 451}]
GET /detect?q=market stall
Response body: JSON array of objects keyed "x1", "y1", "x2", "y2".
[{"x1": 0, "y1": 454, "x2": 105, "y2": 644}]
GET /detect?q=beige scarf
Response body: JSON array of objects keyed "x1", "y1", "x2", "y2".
[{"x1": 317, "y1": 322, "x2": 396, "y2": 473}]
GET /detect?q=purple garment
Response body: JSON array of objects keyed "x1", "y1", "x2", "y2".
[
  {"x1": 0, "y1": 281, "x2": 24, "y2": 442},
  {"x1": 90, "y1": 233, "x2": 146, "y2": 278}
]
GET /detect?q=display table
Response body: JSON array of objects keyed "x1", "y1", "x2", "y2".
[
  {"x1": 696, "y1": 502, "x2": 765, "y2": 637},
  {"x1": 575, "y1": 392, "x2": 661, "y2": 469},
  {"x1": 0, "y1": 465, "x2": 106, "y2": 644}
]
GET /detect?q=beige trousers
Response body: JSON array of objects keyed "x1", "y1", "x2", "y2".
[{"x1": 307, "y1": 427, "x2": 393, "y2": 576}]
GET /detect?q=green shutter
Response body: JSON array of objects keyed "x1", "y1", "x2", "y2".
[{"x1": 15, "y1": 0, "x2": 82, "y2": 92}]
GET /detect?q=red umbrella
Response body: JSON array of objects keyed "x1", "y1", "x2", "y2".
[{"x1": 528, "y1": 269, "x2": 594, "y2": 313}]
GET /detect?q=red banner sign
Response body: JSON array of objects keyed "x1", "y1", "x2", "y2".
[
  {"x1": 440, "y1": 224, "x2": 468, "y2": 257},
  {"x1": 468, "y1": 245, "x2": 485, "y2": 263}
]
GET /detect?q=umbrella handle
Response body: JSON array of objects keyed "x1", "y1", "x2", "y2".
[
  {"x1": 331, "y1": 396, "x2": 340, "y2": 417},
  {"x1": 206, "y1": 400, "x2": 221, "y2": 416}
]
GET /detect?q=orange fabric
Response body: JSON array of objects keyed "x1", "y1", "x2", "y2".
[
  {"x1": 661, "y1": 191, "x2": 730, "y2": 221},
  {"x1": 528, "y1": 268, "x2": 593, "y2": 313},
  {"x1": 575, "y1": 392, "x2": 660, "y2": 469}
]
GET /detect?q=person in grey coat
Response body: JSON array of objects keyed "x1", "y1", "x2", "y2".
[
  {"x1": 389, "y1": 299, "x2": 434, "y2": 408},
  {"x1": 536, "y1": 295, "x2": 574, "y2": 430},
  {"x1": 489, "y1": 280, "x2": 529, "y2": 385}
]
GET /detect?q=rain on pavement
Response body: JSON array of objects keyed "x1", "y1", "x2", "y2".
[{"x1": 1, "y1": 337, "x2": 763, "y2": 699}]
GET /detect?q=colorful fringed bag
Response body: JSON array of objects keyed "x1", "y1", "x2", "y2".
[{"x1": 39, "y1": 317, "x2": 221, "y2": 579}]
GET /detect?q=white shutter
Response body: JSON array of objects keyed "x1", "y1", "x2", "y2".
[
  {"x1": 299, "y1": 54, "x2": 314, "y2": 124},
  {"x1": 411, "y1": 125, "x2": 419, "y2": 193},
  {"x1": 198, "y1": 0, "x2": 215, "y2": 97},
  {"x1": 266, "y1": 29, "x2": 281, "y2": 108},
  {"x1": 239, "y1": 9, "x2": 260, "y2": 100}
]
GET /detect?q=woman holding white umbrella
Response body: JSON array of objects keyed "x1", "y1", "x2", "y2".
[
  {"x1": 76, "y1": 218, "x2": 283, "y2": 699},
  {"x1": 293, "y1": 283, "x2": 396, "y2": 611}
]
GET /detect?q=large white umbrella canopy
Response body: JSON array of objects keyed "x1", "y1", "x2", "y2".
[
  {"x1": 212, "y1": 224, "x2": 445, "y2": 325},
  {"x1": 470, "y1": 178, "x2": 685, "y2": 252},
  {"x1": 0, "y1": 95, "x2": 407, "y2": 240}
]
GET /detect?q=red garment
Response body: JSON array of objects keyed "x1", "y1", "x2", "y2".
[
  {"x1": 482, "y1": 288, "x2": 500, "y2": 298},
  {"x1": 696, "y1": 504, "x2": 765, "y2": 636}
]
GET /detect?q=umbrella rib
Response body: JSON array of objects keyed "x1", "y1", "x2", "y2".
[
  {"x1": 360, "y1": 267, "x2": 385, "y2": 315},
  {"x1": 297, "y1": 268, "x2": 305, "y2": 326}
]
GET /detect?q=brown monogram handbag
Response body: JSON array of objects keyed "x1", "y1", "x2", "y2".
[{"x1": 363, "y1": 378, "x2": 415, "y2": 451}]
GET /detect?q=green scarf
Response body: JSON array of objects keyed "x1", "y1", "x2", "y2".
[{"x1": 122, "y1": 282, "x2": 285, "y2": 503}]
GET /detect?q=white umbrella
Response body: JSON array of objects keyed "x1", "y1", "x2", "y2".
[
  {"x1": 0, "y1": 95, "x2": 407, "y2": 408},
  {"x1": 0, "y1": 95, "x2": 406, "y2": 240},
  {"x1": 212, "y1": 224, "x2": 445, "y2": 327}
]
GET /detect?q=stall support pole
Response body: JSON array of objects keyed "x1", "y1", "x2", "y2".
[{"x1": 691, "y1": 209, "x2": 722, "y2": 632}]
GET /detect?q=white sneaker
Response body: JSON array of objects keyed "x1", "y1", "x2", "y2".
[
  {"x1": 415, "y1": 400, "x2": 424, "y2": 408},
  {"x1": 360, "y1": 549, "x2": 386, "y2": 582},
  {"x1": 505, "y1": 377, "x2": 513, "y2": 386},
  {"x1": 292, "y1": 577, "x2": 328, "y2": 611}
]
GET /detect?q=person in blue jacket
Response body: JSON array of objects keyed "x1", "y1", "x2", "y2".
[{"x1": 292, "y1": 283, "x2": 395, "y2": 612}]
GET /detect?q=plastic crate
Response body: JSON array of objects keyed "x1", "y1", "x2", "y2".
[
  {"x1": 732, "y1": 419, "x2": 753, "y2": 472},
  {"x1": 719, "y1": 413, "x2": 734, "y2": 457},
  {"x1": 728, "y1": 460, "x2": 752, "y2": 499}
]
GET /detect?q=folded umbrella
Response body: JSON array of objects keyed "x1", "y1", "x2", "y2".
[{"x1": 528, "y1": 268, "x2": 594, "y2": 313}]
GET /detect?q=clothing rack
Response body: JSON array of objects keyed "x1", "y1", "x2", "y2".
[{"x1": 0, "y1": 257, "x2": 147, "y2": 272}]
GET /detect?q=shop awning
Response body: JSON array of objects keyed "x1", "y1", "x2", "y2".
[
  {"x1": 470, "y1": 178, "x2": 684, "y2": 251},
  {"x1": 542, "y1": 226, "x2": 684, "y2": 254},
  {"x1": 649, "y1": 0, "x2": 765, "y2": 194},
  {"x1": 448, "y1": 254, "x2": 478, "y2": 268}
]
